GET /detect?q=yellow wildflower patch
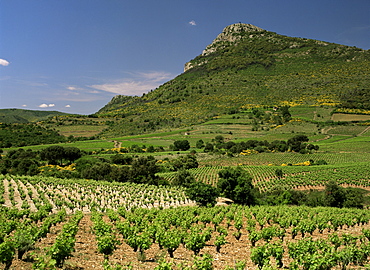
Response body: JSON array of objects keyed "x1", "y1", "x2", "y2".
[
  {"x1": 240, "y1": 149, "x2": 259, "y2": 156},
  {"x1": 39, "y1": 163, "x2": 76, "y2": 172},
  {"x1": 335, "y1": 108, "x2": 370, "y2": 115},
  {"x1": 280, "y1": 161, "x2": 311, "y2": 167}
]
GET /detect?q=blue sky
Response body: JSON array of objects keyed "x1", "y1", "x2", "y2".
[{"x1": 1, "y1": 0, "x2": 369, "y2": 115}]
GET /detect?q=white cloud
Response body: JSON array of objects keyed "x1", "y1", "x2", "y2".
[
  {"x1": 65, "y1": 105, "x2": 71, "y2": 108},
  {"x1": 0, "y1": 59, "x2": 9, "y2": 66},
  {"x1": 67, "y1": 86, "x2": 77, "y2": 90},
  {"x1": 38, "y1": 103, "x2": 55, "y2": 108},
  {"x1": 88, "y1": 90, "x2": 100, "y2": 94},
  {"x1": 189, "y1": 20, "x2": 197, "y2": 26},
  {"x1": 22, "y1": 104, "x2": 27, "y2": 107},
  {"x1": 90, "y1": 71, "x2": 173, "y2": 95}
]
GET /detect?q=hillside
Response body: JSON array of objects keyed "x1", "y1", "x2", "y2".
[
  {"x1": 0, "y1": 108, "x2": 68, "y2": 123},
  {"x1": 96, "y1": 23, "x2": 370, "y2": 137}
]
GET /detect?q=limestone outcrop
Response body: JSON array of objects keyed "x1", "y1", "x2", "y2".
[{"x1": 184, "y1": 23, "x2": 264, "y2": 72}]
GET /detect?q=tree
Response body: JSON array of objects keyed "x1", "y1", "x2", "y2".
[
  {"x1": 173, "y1": 140, "x2": 190, "y2": 151},
  {"x1": 82, "y1": 163, "x2": 113, "y2": 181},
  {"x1": 130, "y1": 156, "x2": 160, "y2": 185},
  {"x1": 63, "y1": 147, "x2": 82, "y2": 164},
  {"x1": 111, "y1": 154, "x2": 133, "y2": 165},
  {"x1": 40, "y1": 146, "x2": 65, "y2": 165},
  {"x1": 275, "y1": 168, "x2": 283, "y2": 178},
  {"x1": 171, "y1": 154, "x2": 198, "y2": 171},
  {"x1": 204, "y1": 143, "x2": 214, "y2": 153},
  {"x1": 340, "y1": 88, "x2": 370, "y2": 110},
  {"x1": 287, "y1": 135, "x2": 309, "y2": 153},
  {"x1": 196, "y1": 139, "x2": 205, "y2": 149},
  {"x1": 342, "y1": 188, "x2": 364, "y2": 208},
  {"x1": 214, "y1": 135, "x2": 224, "y2": 144},
  {"x1": 75, "y1": 157, "x2": 100, "y2": 173},
  {"x1": 279, "y1": 105, "x2": 291, "y2": 122},
  {"x1": 146, "y1": 145, "x2": 155, "y2": 153},
  {"x1": 172, "y1": 169, "x2": 195, "y2": 187},
  {"x1": 15, "y1": 159, "x2": 39, "y2": 176},
  {"x1": 325, "y1": 180, "x2": 345, "y2": 208},
  {"x1": 217, "y1": 167, "x2": 256, "y2": 205},
  {"x1": 185, "y1": 182, "x2": 219, "y2": 207}
]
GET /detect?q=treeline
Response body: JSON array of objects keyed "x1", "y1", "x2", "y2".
[
  {"x1": 179, "y1": 167, "x2": 367, "y2": 209},
  {"x1": 0, "y1": 123, "x2": 66, "y2": 148},
  {"x1": 0, "y1": 146, "x2": 198, "y2": 185},
  {"x1": 0, "y1": 146, "x2": 366, "y2": 209},
  {"x1": 0, "y1": 123, "x2": 96, "y2": 148},
  {"x1": 260, "y1": 181, "x2": 366, "y2": 209},
  {"x1": 340, "y1": 88, "x2": 370, "y2": 110},
  {"x1": 197, "y1": 134, "x2": 319, "y2": 155}
]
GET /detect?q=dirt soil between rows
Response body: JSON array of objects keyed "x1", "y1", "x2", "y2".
[{"x1": 6, "y1": 212, "x2": 370, "y2": 270}]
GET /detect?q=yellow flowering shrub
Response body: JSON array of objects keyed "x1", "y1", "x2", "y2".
[
  {"x1": 240, "y1": 149, "x2": 259, "y2": 156},
  {"x1": 39, "y1": 163, "x2": 76, "y2": 172},
  {"x1": 280, "y1": 161, "x2": 311, "y2": 166},
  {"x1": 335, "y1": 108, "x2": 370, "y2": 115}
]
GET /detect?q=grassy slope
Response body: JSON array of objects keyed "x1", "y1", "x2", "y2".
[
  {"x1": 0, "y1": 108, "x2": 68, "y2": 123},
  {"x1": 95, "y1": 29, "x2": 370, "y2": 137}
]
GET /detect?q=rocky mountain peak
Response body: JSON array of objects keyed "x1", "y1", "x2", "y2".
[
  {"x1": 202, "y1": 23, "x2": 265, "y2": 56},
  {"x1": 184, "y1": 23, "x2": 265, "y2": 71}
]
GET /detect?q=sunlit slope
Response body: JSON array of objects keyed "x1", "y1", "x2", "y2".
[{"x1": 97, "y1": 24, "x2": 370, "y2": 136}]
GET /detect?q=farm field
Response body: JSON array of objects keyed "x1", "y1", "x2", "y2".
[
  {"x1": 6, "y1": 109, "x2": 370, "y2": 153},
  {"x1": 159, "y1": 160, "x2": 370, "y2": 192},
  {"x1": 57, "y1": 125, "x2": 108, "y2": 137},
  {"x1": 1, "y1": 109, "x2": 370, "y2": 269},
  {"x1": 332, "y1": 113, "x2": 370, "y2": 122},
  {"x1": 2, "y1": 150, "x2": 370, "y2": 269},
  {"x1": 0, "y1": 175, "x2": 193, "y2": 214},
  {"x1": 2, "y1": 202, "x2": 370, "y2": 269}
]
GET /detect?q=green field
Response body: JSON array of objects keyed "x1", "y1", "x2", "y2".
[
  {"x1": 2, "y1": 110, "x2": 370, "y2": 269},
  {"x1": 57, "y1": 125, "x2": 108, "y2": 137},
  {"x1": 4, "y1": 109, "x2": 370, "y2": 195}
]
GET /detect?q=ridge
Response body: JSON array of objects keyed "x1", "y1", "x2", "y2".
[{"x1": 185, "y1": 23, "x2": 265, "y2": 71}]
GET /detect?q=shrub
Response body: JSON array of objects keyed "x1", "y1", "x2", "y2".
[
  {"x1": 185, "y1": 182, "x2": 219, "y2": 207},
  {"x1": 172, "y1": 169, "x2": 195, "y2": 187},
  {"x1": 217, "y1": 167, "x2": 257, "y2": 205},
  {"x1": 173, "y1": 140, "x2": 190, "y2": 151}
]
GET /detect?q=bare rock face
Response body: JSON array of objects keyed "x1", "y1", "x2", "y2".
[{"x1": 184, "y1": 23, "x2": 265, "y2": 72}]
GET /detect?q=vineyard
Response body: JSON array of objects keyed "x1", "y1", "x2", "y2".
[
  {"x1": 197, "y1": 151, "x2": 370, "y2": 167},
  {"x1": 0, "y1": 175, "x2": 193, "y2": 214},
  {"x1": 159, "y1": 159, "x2": 370, "y2": 193},
  {"x1": 2, "y1": 199, "x2": 370, "y2": 269},
  {"x1": 1, "y1": 142, "x2": 370, "y2": 268},
  {"x1": 2, "y1": 109, "x2": 370, "y2": 269}
]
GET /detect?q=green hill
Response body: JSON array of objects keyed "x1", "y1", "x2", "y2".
[
  {"x1": 0, "y1": 108, "x2": 68, "y2": 123},
  {"x1": 96, "y1": 23, "x2": 368, "y2": 136}
]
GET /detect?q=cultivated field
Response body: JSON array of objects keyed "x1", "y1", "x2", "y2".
[
  {"x1": 1, "y1": 110, "x2": 370, "y2": 269},
  {"x1": 2, "y1": 199, "x2": 370, "y2": 269}
]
